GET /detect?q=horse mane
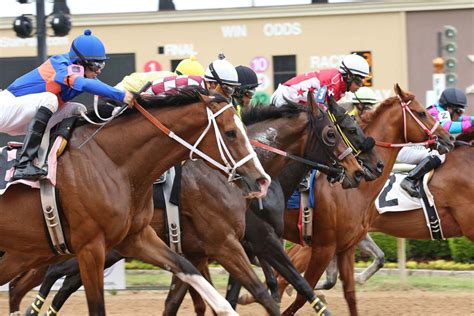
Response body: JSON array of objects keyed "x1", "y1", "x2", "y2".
[
  {"x1": 241, "y1": 101, "x2": 306, "y2": 126},
  {"x1": 359, "y1": 92, "x2": 415, "y2": 128}
]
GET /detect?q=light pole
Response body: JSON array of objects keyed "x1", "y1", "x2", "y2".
[{"x1": 36, "y1": 0, "x2": 46, "y2": 63}]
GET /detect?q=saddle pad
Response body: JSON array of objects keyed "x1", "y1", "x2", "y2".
[
  {"x1": 375, "y1": 173, "x2": 423, "y2": 213},
  {"x1": 0, "y1": 137, "x2": 62, "y2": 195}
]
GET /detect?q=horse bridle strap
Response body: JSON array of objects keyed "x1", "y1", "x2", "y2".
[
  {"x1": 375, "y1": 96, "x2": 439, "y2": 148},
  {"x1": 249, "y1": 139, "x2": 341, "y2": 176},
  {"x1": 133, "y1": 100, "x2": 256, "y2": 181}
]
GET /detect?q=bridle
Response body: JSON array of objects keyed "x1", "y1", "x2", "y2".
[
  {"x1": 132, "y1": 98, "x2": 256, "y2": 182},
  {"x1": 375, "y1": 96, "x2": 439, "y2": 148}
]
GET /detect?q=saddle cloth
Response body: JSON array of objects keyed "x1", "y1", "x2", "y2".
[
  {"x1": 375, "y1": 172, "x2": 431, "y2": 213},
  {"x1": 0, "y1": 137, "x2": 63, "y2": 195}
]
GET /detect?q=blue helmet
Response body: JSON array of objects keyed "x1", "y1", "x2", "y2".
[
  {"x1": 69, "y1": 29, "x2": 108, "y2": 62},
  {"x1": 439, "y1": 88, "x2": 467, "y2": 109}
]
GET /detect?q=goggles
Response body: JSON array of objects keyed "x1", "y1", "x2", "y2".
[
  {"x1": 353, "y1": 76, "x2": 364, "y2": 87},
  {"x1": 221, "y1": 84, "x2": 236, "y2": 96},
  {"x1": 453, "y1": 108, "x2": 465, "y2": 115},
  {"x1": 87, "y1": 60, "x2": 106, "y2": 72}
]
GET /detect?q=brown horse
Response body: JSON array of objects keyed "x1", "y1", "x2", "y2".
[
  {"x1": 0, "y1": 87, "x2": 271, "y2": 315},
  {"x1": 7, "y1": 94, "x2": 365, "y2": 316},
  {"x1": 279, "y1": 84, "x2": 454, "y2": 315},
  {"x1": 279, "y1": 130, "x2": 474, "y2": 292}
]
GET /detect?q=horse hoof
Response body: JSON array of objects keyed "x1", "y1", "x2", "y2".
[
  {"x1": 285, "y1": 285, "x2": 294, "y2": 296},
  {"x1": 237, "y1": 293, "x2": 254, "y2": 305},
  {"x1": 316, "y1": 292, "x2": 328, "y2": 305},
  {"x1": 9, "y1": 312, "x2": 21, "y2": 316}
]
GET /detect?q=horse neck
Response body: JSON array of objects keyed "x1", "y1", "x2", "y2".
[
  {"x1": 247, "y1": 113, "x2": 308, "y2": 178},
  {"x1": 278, "y1": 162, "x2": 310, "y2": 200},
  {"x1": 74, "y1": 103, "x2": 208, "y2": 191}
]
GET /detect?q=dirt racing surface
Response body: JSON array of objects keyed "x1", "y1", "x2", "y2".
[{"x1": 1, "y1": 289, "x2": 472, "y2": 315}]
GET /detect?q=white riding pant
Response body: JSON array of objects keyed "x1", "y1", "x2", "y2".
[
  {"x1": 397, "y1": 146, "x2": 446, "y2": 165},
  {"x1": 0, "y1": 90, "x2": 59, "y2": 136}
]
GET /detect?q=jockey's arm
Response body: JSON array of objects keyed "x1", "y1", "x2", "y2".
[
  {"x1": 70, "y1": 76, "x2": 126, "y2": 103},
  {"x1": 440, "y1": 115, "x2": 473, "y2": 134}
]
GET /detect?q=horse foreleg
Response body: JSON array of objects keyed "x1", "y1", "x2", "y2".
[
  {"x1": 277, "y1": 245, "x2": 311, "y2": 298},
  {"x1": 337, "y1": 247, "x2": 358, "y2": 316},
  {"x1": 189, "y1": 258, "x2": 211, "y2": 316},
  {"x1": 163, "y1": 274, "x2": 189, "y2": 316},
  {"x1": 226, "y1": 272, "x2": 243, "y2": 308},
  {"x1": 315, "y1": 256, "x2": 338, "y2": 290},
  {"x1": 257, "y1": 236, "x2": 330, "y2": 316},
  {"x1": 76, "y1": 237, "x2": 106, "y2": 316},
  {"x1": 355, "y1": 234, "x2": 385, "y2": 284},
  {"x1": 212, "y1": 237, "x2": 280, "y2": 316},
  {"x1": 282, "y1": 244, "x2": 336, "y2": 316},
  {"x1": 117, "y1": 225, "x2": 237, "y2": 316},
  {"x1": 8, "y1": 267, "x2": 47, "y2": 314}
]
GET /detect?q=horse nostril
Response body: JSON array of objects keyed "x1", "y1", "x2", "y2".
[
  {"x1": 377, "y1": 161, "x2": 384, "y2": 173},
  {"x1": 355, "y1": 170, "x2": 364, "y2": 181},
  {"x1": 449, "y1": 135, "x2": 455, "y2": 142}
]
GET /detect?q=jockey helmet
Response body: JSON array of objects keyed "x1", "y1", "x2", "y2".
[
  {"x1": 175, "y1": 55, "x2": 205, "y2": 76},
  {"x1": 439, "y1": 87, "x2": 467, "y2": 109},
  {"x1": 69, "y1": 29, "x2": 108, "y2": 63},
  {"x1": 352, "y1": 87, "x2": 378, "y2": 104},
  {"x1": 339, "y1": 54, "x2": 371, "y2": 78},
  {"x1": 205, "y1": 53, "x2": 240, "y2": 86},
  {"x1": 236, "y1": 65, "x2": 259, "y2": 90}
]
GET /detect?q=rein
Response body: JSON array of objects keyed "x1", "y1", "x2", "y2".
[
  {"x1": 249, "y1": 139, "x2": 340, "y2": 176},
  {"x1": 133, "y1": 100, "x2": 256, "y2": 181},
  {"x1": 375, "y1": 96, "x2": 439, "y2": 148}
]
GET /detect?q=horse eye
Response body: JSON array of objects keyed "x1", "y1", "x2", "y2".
[
  {"x1": 328, "y1": 130, "x2": 336, "y2": 139},
  {"x1": 417, "y1": 111, "x2": 427, "y2": 118},
  {"x1": 225, "y1": 130, "x2": 237, "y2": 139}
]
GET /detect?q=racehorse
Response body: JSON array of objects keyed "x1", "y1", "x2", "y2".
[
  {"x1": 8, "y1": 93, "x2": 365, "y2": 316},
  {"x1": 0, "y1": 87, "x2": 271, "y2": 316},
  {"x1": 279, "y1": 129, "x2": 474, "y2": 293},
  {"x1": 279, "y1": 84, "x2": 454, "y2": 315},
  {"x1": 222, "y1": 94, "x2": 384, "y2": 311}
]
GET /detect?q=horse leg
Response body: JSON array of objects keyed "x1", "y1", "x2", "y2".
[
  {"x1": 315, "y1": 256, "x2": 338, "y2": 290},
  {"x1": 260, "y1": 257, "x2": 280, "y2": 303},
  {"x1": 355, "y1": 234, "x2": 385, "y2": 284},
  {"x1": 0, "y1": 252, "x2": 51, "y2": 286},
  {"x1": 188, "y1": 259, "x2": 212, "y2": 316},
  {"x1": 117, "y1": 226, "x2": 237, "y2": 315},
  {"x1": 212, "y1": 237, "x2": 280, "y2": 316},
  {"x1": 282, "y1": 245, "x2": 336, "y2": 316},
  {"x1": 163, "y1": 274, "x2": 190, "y2": 316},
  {"x1": 8, "y1": 267, "x2": 47, "y2": 314},
  {"x1": 256, "y1": 235, "x2": 330, "y2": 316},
  {"x1": 76, "y1": 238, "x2": 106, "y2": 316},
  {"x1": 225, "y1": 273, "x2": 243, "y2": 308},
  {"x1": 277, "y1": 245, "x2": 312, "y2": 298},
  {"x1": 39, "y1": 251, "x2": 124, "y2": 316},
  {"x1": 337, "y1": 247, "x2": 358, "y2": 316}
]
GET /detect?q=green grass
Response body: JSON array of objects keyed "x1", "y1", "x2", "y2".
[{"x1": 126, "y1": 270, "x2": 473, "y2": 292}]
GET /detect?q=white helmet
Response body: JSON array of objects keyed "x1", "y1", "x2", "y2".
[
  {"x1": 339, "y1": 54, "x2": 371, "y2": 77},
  {"x1": 352, "y1": 87, "x2": 378, "y2": 104},
  {"x1": 205, "y1": 53, "x2": 240, "y2": 86}
]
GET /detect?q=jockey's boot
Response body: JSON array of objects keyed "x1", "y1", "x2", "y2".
[
  {"x1": 11, "y1": 107, "x2": 53, "y2": 181},
  {"x1": 400, "y1": 156, "x2": 442, "y2": 198}
]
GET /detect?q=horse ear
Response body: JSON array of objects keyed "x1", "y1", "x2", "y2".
[
  {"x1": 198, "y1": 93, "x2": 214, "y2": 104},
  {"x1": 394, "y1": 83, "x2": 406, "y2": 100},
  {"x1": 307, "y1": 91, "x2": 322, "y2": 118}
]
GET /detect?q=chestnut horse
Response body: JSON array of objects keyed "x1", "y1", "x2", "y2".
[
  {"x1": 0, "y1": 87, "x2": 271, "y2": 316},
  {"x1": 8, "y1": 95, "x2": 365, "y2": 316},
  {"x1": 279, "y1": 84, "x2": 454, "y2": 315},
  {"x1": 280, "y1": 130, "x2": 474, "y2": 292}
]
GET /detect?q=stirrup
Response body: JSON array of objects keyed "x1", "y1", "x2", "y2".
[{"x1": 400, "y1": 179, "x2": 421, "y2": 198}]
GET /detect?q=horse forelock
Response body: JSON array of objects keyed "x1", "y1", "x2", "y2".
[{"x1": 241, "y1": 102, "x2": 305, "y2": 126}]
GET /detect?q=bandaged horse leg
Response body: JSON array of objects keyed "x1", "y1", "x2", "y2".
[
  {"x1": 355, "y1": 234, "x2": 385, "y2": 284},
  {"x1": 9, "y1": 267, "x2": 47, "y2": 314},
  {"x1": 117, "y1": 225, "x2": 237, "y2": 316}
]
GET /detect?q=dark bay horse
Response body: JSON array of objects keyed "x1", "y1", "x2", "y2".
[
  {"x1": 280, "y1": 130, "x2": 474, "y2": 292},
  {"x1": 0, "y1": 87, "x2": 271, "y2": 315},
  {"x1": 222, "y1": 94, "x2": 384, "y2": 311},
  {"x1": 279, "y1": 84, "x2": 454, "y2": 315},
  {"x1": 8, "y1": 94, "x2": 364, "y2": 316}
]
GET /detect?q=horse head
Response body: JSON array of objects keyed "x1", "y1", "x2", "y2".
[
  {"x1": 393, "y1": 84, "x2": 454, "y2": 154},
  {"x1": 195, "y1": 91, "x2": 271, "y2": 199},
  {"x1": 326, "y1": 95, "x2": 384, "y2": 181},
  {"x1": 305, "y1": 91, "x2": 365, "y2": 189}
]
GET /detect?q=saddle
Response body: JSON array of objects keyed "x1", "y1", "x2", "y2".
[{"x1": 375, "y1": 168, "x2": 444, "y2": 240}]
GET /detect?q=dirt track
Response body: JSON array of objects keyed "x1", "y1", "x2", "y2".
[{"x1": 1, "y1": 289, "x2": 473, "y2": 315}]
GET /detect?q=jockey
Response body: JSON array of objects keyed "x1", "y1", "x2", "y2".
[
  {"x1": 348, "y1": 86, "x2": 379, "y2": 117},
  {"x1": 232, "y1": 65, "x2": 259, "y2": 116},
  {"x1": 272, "y1": 54, "x2": 371, "y2": 106},
  {"x1": 427, "y1": 87, "x2": 473, "y2": 135},
  {"x1": 0, "y1": 29, "x2": 132, "y2": 181},
  {"x1": 146, "y1": 53, "x2": 240, "y2": 100},
  {"x1": 399, "y1": 87, "x2": 471, "y2": 197}
]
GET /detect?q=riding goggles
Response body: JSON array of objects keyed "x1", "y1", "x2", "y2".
[{"x1": 87, "y1": 60, "x2": 106, "y2": 72}]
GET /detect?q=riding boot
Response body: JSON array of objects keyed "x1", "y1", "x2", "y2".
[
  {"x1": 11, "y1": 107, "x2": 53, "y2": 181},
  {"x1": 400, "y1": 156, "x2": 442, "y2": 198}
]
